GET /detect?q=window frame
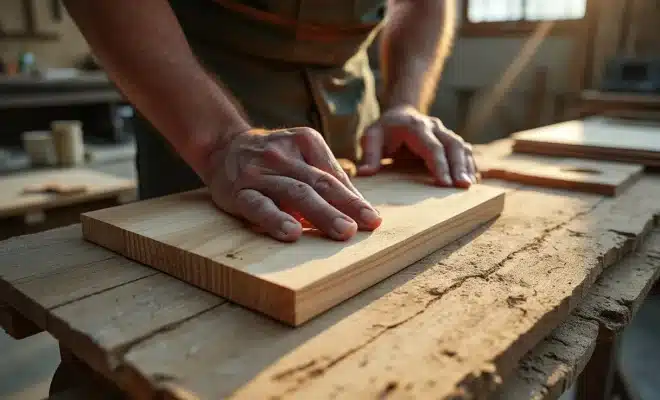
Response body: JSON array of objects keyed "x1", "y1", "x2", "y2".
[{"x1": 460, "y1": 0, "x2": 588, "y2": 37}]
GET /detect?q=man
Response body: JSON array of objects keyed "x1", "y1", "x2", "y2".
[{"x1": 63, "y1": 0, "x2": 478, "y2": 242}]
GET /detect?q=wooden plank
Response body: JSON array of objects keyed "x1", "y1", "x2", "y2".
[
  {"x1": 80, "y1": 172, "x2": 506, "y2": 326},
  {"x1": 0, "y1": 225, "x2": 157, "y2": 329},
  {"x1": 492, "y1": 315, "x2": 599, "y2": 400},
  {"x1": 494, "y1": 227, "x2": 660, "y2": 400},
  {"x1": 0, "y1": 224, "x2": 223, "y2": 380},
  {"x1": 512, "y1": 117, "x2": 660, "y2": 166},
  {"x1": 0, "y1": 168, "x2": 136, "y2": 219},
  {"x1": 116, "y1": 176, "x2": 660, "y2": 400},
  {"x1": 475, "y1": 139, "x2": 644, "y2": 196},
  {"x1": 47, "y1": 273, "x2": 224, "y2": 375}
]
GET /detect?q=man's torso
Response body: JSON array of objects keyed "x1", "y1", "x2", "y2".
[{"x1": 136, "y1": 0, "x2": 386, "y2": 199}]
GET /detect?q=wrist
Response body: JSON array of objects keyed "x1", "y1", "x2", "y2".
[
  {"x1": 382, "y1": 86, "x2": 423, "y2": 113},
  {"x1": 184, "y1": 117, "x2": 252, "y2": 185}
]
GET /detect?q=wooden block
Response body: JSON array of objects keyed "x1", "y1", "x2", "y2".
[
  {"x1": 512, "y1": 117, "x2": 660, "y2": 166},
  {"x1": 475, "y1": 139, "x2": 644, "y2": 196},
  {"x1": 80, "y1": 172, "x2": 506, "y2": 326},
  {"x1": 0, "y1": 168, "x2": 136, "y2": 219}
]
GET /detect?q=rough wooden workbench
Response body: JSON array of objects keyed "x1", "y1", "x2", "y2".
[{"x1": 1, "y1": 159, "x2": 659, "y2": 399}]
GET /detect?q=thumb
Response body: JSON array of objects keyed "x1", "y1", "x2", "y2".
[{"x1": 357, "y1": 124, "x2": 384, "y2": 176}]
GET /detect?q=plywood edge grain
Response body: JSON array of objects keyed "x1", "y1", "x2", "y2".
[
  {"x1": 482, "y1": 168, "x2": 641, "y2": 197},
  {"x1": 80, "y1": 214, "x2": 297, "y2": 325},
  {"x1": 294, "y1": 192, "x2": 506, "y2": 325}
]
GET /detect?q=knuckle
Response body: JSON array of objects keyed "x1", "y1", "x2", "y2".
[
  {"x1": 312, "y1": 172, "x2": 335, "y2": 192},
  {"x1": 298, "y1": 127, "x2": 323, "y2": 141},
  {"x1": 261, "y1": 144, "x2": 286, "y2": 163},
  {"x1": 287, "y1": 182, "x2": 313, "y2": 202},
  {"x1": 236, "y1": 190, "x2": 267, "y2": 212},
  {"x1": 241, "y1": 164, "x2": 261, "y2": 180}
]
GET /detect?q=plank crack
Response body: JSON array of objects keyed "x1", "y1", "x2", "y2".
[
  {"x1": 48, "y1": 271, "x2": 159, "y2": 310},
  {"x1": 113, "y1": 304, "x2": 224, "y2": 371},
  {"x1": 268, "y1": 200, "x2": 605, "y2": 392}
]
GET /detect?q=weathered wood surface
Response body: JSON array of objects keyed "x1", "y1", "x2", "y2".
[
  {"x1": 493, "y1": 226, "x2": 660, "y2": 400},
  {"x1": 1, "y1": 173, "x2": 659, "y2": 399}
]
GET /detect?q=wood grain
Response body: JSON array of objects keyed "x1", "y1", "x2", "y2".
[
  {"x1": 495, "y1": 227, "x2": 660, "y2": 400},
  {"x1": 80, "y1": 172, "x2": 506, "y2": 325},
  {"x1": 475, "y1": 139, "x2": 644, "y2": 196},
  {"x1": 117, "y1": 177, "x2": 659, "y2": 400},
  {"x1": 0, "y1": 168, "x2": 136, "y2": 219},
  {"x1": 512, "y1": 117, "x2": 660, "y2": 166}
]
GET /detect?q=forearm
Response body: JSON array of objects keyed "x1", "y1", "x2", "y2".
[
  {"x1": 379, "y1": 0, "x2": 457, "y2": 113},
  {"x1": 63, "y1": 0, "x2": 250, "y2": 182}
]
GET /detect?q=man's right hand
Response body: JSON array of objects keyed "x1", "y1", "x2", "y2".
[{"x1": 206, "y1": 127, "x2": 383, "y2": 242}]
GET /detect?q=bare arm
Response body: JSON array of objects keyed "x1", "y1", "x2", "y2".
[
  {"x1": 379, "y1": 0, "x2": 457, "y2": 113},
  {"x1": 63, "y1": 0, "x2": 251, "y2": 183}
]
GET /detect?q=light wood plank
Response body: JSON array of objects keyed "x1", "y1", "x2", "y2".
[
  {"x1": 80, "y1": 172, "x2": 506, "y2": 325},
  {"x1": 475, "y1": 139, "x2": 644, "y2": 196},
  {"x1": 117, "y1": 177, "x2": 659, "y2": 400},
  {"x1": 0, "y1": 168, "x2": 136, "y2": 219},
  {"x1": 512, "y1": 117, "x2": 660, "y2": 166},
  {"x1": 0, "y1": 225, "x2": 156, "y2": 329}
]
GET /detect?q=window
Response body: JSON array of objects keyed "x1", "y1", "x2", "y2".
[{"x1": 462, "y1": 0, "x2": 589, "y2": 36}]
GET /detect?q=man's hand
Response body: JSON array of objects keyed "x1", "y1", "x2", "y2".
[
  {"x1": 357, "y1": 105, "x2": 478, "y2": 188},
  {"x1": 207, "y1": 127, "x2": 382, "y2": 242}
]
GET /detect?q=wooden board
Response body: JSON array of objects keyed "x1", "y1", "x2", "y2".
[
  {"x1": 79, "y1": 172, "x2": 506, "y2": 326},
  {"x1": 475, "y1": 139, "x2": 644, "y2": 196},
  {"x1": 512, "y1": 117, "x2": 660, "y2": 166},
  {"x1": 0, "y1": 168, "x2": 136, "y2": 219}
]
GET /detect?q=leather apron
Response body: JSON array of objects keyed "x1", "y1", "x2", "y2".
[{"x1": 135, "y1": 0, "x2": 386, "y2": 199}]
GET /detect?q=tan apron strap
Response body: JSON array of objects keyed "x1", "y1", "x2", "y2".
[{"x1": 210, "y1": 0, "x2": 377, "y2": 41}]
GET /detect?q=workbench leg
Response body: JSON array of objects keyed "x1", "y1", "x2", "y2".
[
  {"x1": 49, "y1": 347, "x2": 126, "y2": 399},
  {"x1": 576, "y1": 334, "x2": 619, "y2": 400}
]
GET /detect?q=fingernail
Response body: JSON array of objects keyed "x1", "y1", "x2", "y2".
[
  {"x1": 360, "y1": 207, "x2": 381, "y2": 226},
  {"x1": 280, "y1": 220, "x2": 299, "y2": 236},
  {"x1": 333, "y1": 217, "x2": 357, "y2": 237},
  {"x1": 460, "y1": 172, "x2": 472, "y2": 184}
]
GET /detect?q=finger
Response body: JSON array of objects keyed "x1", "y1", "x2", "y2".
[
  {"x1": 281, "y1": 159, "x2": 382, "y2": 230},
  {"x1": 433, "y1": 122, "x2": 471, "y2": 188},
  {"x1": 403, "y1": 125, "x2": 453, "y2": 186},
  {"x1": 234, "y1": 188, "x2": 303, "y2": 242},
  {"x1": 255, "y1": 175, "x2": 358, "y2": 241},
  {"x1": 357, "y1": 124, "x2": 384, "y2": 176},
  {"x1": 466, "y1": 148, "x2": 478, "y2": 184},
  {"x1": 291, "y1": 128, "x2": 365, "y2": 199}
]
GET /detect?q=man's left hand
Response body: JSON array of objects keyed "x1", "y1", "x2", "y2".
[{"x1": 357, "y1": 105, "x2": 478, "y2": 188}]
